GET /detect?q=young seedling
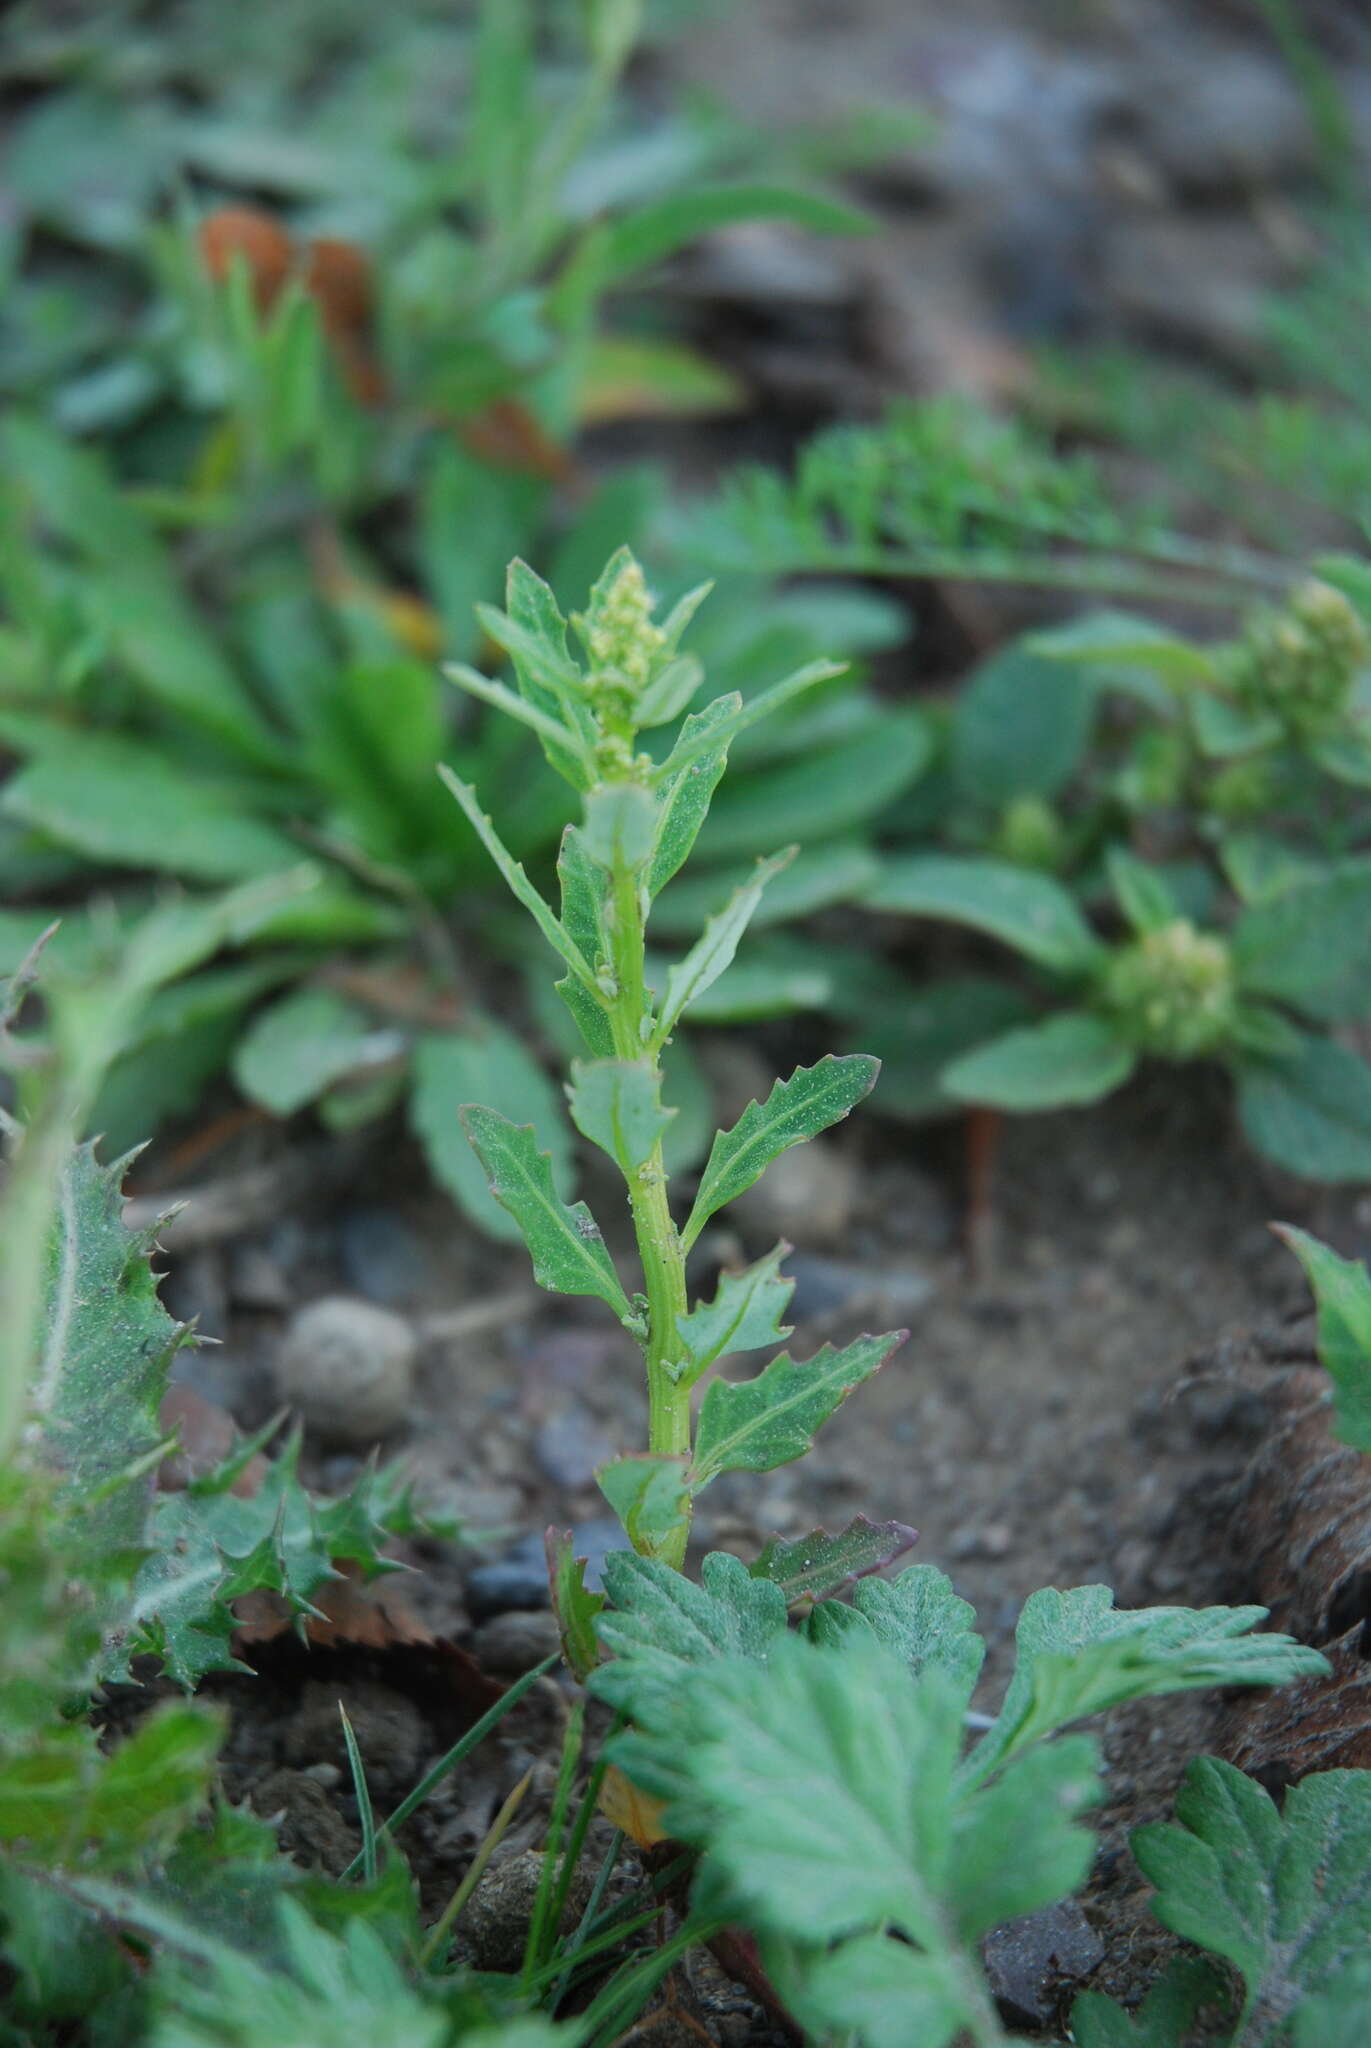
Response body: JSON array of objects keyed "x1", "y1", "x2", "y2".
[{"x1": 444, "y1": 549, "x2": 904, "y2": 1570}]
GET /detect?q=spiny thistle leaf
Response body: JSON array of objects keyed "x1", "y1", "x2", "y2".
[{"x1": 30, "y1": 1140, "x2": 192, "y2": 1559}]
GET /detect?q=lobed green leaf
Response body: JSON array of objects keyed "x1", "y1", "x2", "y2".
[
  {"x1": 690, "y1": 1331, "x2": 904, "y2": 1488},
  {"x1": 682, "y1": 1054, "x2": 879, "y2": 1250}
]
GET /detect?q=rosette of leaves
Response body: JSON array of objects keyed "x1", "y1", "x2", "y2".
[{"x1": 861, "y1": 824, "x2": 1371, "y2": 1180}]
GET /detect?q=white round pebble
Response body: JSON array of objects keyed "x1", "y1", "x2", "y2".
[
  {"x1": 275, "y1": 1295, "x2": 416, "y2": 1444},
  {"x1": 729, "y1": 1137, "x2": 857, "y2": 1249}
]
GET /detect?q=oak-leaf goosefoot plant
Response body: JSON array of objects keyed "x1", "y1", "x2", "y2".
[{"x1": 443, "y1": 549, "x2": 905, "y2": 1570}]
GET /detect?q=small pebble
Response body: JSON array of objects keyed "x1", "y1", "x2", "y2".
[
  {"x1": 471, "y1": 1609, "x2": 562, "y2": 1677},
  {"x1": 465, "y1": 1517, "x2": 627, "y2": 1621},
  {"x1": 533, "y1": 1401, "x2": 616, "y2": 1490},
  {"x1": 730, "y1": 1139, "x2": 857, "y2": 1249},
  {"x1": 276, "y1": 1295, "x2": 416, "y2": 1444},
  {"x1": 336, "y1": 1205, "x2": 430, "y2": 1306},
  {"x1": 984, "y1": 1901, "x2": 1105, "y2": 2026}
]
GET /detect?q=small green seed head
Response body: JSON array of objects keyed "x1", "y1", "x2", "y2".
[
  {"x1": 991, "y1": 794, "x2": 1065, "y2": 870},
  {"x1": 1101, "y1": 919, "x2": 1236, "y2": 1059},
  {"x1": 585, "y1": 555, "x2": 666, "y2": 696},
  {"x1": 1230, "y1": 579, "x2": 1368, "y2": 740}
]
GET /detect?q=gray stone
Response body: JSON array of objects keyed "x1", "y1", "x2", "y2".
[
  {"x1": 533, "y1": 1402, "x2": 616, "y2": 1491},
  {"x1": 276, "y1": 1295, "x2": 416, "y2": 1444},
  {"x1": 729, "y1": 1138, "x2": 857, "y2": 1250},
  {"x1": 471, "y1": 1609, "x2": 562, "y2": 1677},
  {"x1": 336, "y1": 1205, "x2": 429, "y2": 1306},
  {"x1": 464, "y1": 1517, "x2": 627, "y2": 1620},
  {"x1": 984, "y1": 1900, "x2": 1105, "y2": 2027}
]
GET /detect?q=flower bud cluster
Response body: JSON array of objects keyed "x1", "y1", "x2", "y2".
[
  {"x1": 1101, "y1": 919, "x2": 1236, "y2": 1059},
  {"x1": 1230, "y1": 580, "x2": 1368, "y2": 740}
]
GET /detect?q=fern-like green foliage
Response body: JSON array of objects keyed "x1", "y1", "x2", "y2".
[{"x1": 678, "y1": 398, "x2": 1275, "y2": 604}]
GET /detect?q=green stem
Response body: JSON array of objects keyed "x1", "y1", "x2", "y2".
[{"x1": 608, "y1": 844, "x2": 692, "y2": 1569}]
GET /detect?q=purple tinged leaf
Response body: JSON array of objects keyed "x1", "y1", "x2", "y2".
[{"x1": 750, "y1": 1516, "x2": 918, "y2": 1605}]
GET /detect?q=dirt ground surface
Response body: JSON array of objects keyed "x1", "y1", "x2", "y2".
[{"x1": 112, "y1": 0, "x2": 1371, "y2": 2035}]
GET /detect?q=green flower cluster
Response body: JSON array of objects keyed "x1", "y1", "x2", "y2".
[
  {"x1": 1101, "y1": 919, "x2": 1236, "y2": 1059},
  {"x1": 1230, "y1": 578, "x2": 1368, "y2": 740}
]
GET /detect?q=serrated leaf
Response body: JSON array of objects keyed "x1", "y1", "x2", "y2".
[
  {"x1": 964, "y1": 1588, "x2": 1328, "y2": 1788},
  {"x1": 411, "y1": 1022, "x2": 574, "y2": 1242},
  {"x1": 110, "y1": 1436, "x2": 422, "y2": 1690},
  {"x1": 656, "y1": 847, "x2": 794, "y2": 1040},
  {"x1": 805, "y1": 1563, "x2": 985, "y2": 1698},
  {"x1": 750, "y1": 1516, "x2": 918, "y2": 1605},
  {"x1": 1133, "y1": 1759, "x2": 1371, "y2": 2046},
  {"x1": 1233, "y1": 858, "x2": 1371, "y2": 1022},
  {"x1": 646, "y1": 695, "x2": 736, "y2": 899},
  {"x1": 596, "y1": 1455, "x2": 691, "y2": 1561},
  {"x1": 231, "y1": 988, "x2": 381, "y2": 1118},
  {"x1": 682, "y1": 1054, "x2": 879, "y2": 1251},
  {"x1": 1071, "y1": 1958, "x2": 1230, "y2": 2048},
  {"x1": 639, "y1": 1633, "x2": 1100, "y2": 2046},
  {"x1": 546, "y1": 1529, "x2": 605, "y2": 1683},
  {"x1": 1274, "y1": 1227, "x2": 1371, "y2": 1450},
  {"x1": 591, "y1": 1550, "x2": 789, "y2": 1784},
  {"x1": 675, "y1": 1243, "x2": 795, "y2": 1384},
  {"x1": 31, "y1": 1142, "x2": 192, "y2": 1559},
  {"x1": 866, "y1": 854, "x2": 1105, "y2": 973},
  {"x1": 942, "y1": 1011, "x2": 1136, "y2": 1112},
  {"x1": 1236, "y1": 1032, "x2": 1371, "y2": 1182},
  {"x1": 567, "y1": 1057, "x2": 674, "y2": 1174},
  {"x1": 479, "y1": 558, "x2": 592, "y2": 789},
  {"x1": 459, "y1": 1106, "x2": 636, "y2": 1327},
  {"x1": 690, "y1": 1331, "x2": 903, "y2": 1488}
]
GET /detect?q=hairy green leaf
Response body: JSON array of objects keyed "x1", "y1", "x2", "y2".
[
  {"x1": 682, "y1": 1054, "x2": 879, "y2": 1250},
  {"x1": 439, "y1": 766, "x2": 599, "y2": 993},
  {"x1": 1133, "y1": 1759, "x2": 1371, "y2": 2046},
  {"x1": 1072, "y1": 1958, "x2": 1230, "y2": 2048},
  {"x1": 805, "y1": 1563, "x2": 985, "y2": 1697},
  {"x1": 690, "y1": 1331, "x2": 903, "y2": 1488},
  {"x1": 556, "y1": 823, "x2": 615, "y2": 1055},
  {"x1": 647, "y1": 695, "x2": 736, "y2": 898},
  {"x1": 460, "y1": 1106, "x2": 636, "y2": 1326},
  {"x1": 964, "y1": 1588, "x2": 1327, "y2": 1788}
]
